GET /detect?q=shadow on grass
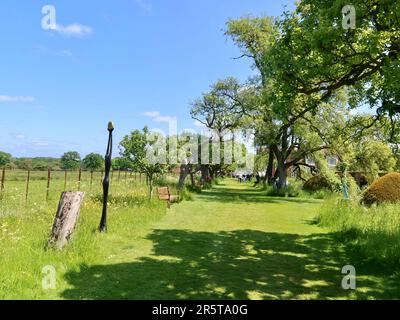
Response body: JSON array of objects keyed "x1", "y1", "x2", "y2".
[
  {"x1": 61, "y1": 229, "x2": 400, "y2": 300},
  {"x1": 199, "y1": 187, "x2": 321, "y2": 205}
]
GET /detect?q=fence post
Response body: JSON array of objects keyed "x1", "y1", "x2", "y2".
[
  {"x1": 46, "y1": 168, "x2": 51, "y2": 201},
  {"x1": 90, "y1": 171, "x2": 93, "y2": 188},
  {"x1": 25, "y1": 170, "x2": 30, "y2": 203},
  {"x1": 0, "y1": 168, "x2": 5, "y2": 200},
  {"x1": 64, "y1": 170, "x2": 67, "y2": 191},
  {"x1": 78, "y1": 168, "x2": 82, "y2": 191}
]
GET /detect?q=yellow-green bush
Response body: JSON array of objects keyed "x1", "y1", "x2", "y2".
[{"x1": 363, "y1": 172, "x2": 400, "y2": 205}]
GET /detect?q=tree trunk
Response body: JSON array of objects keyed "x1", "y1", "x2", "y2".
[
  {"x1": 272, "y1": 144, "x2": 288, "y2": 190},
  {"x1": 200, "y1": 165, "x2": 210, "y2": 185},
  {"x1": 190, "y1": 172, "x2": 195, "y2": 187},
  {"x1": 266, "y1": 148, "x2": 275, "y2": 185},
  {"x1": 178, "y1": 164, "x2": 188, "y2": 189},
  {"x1": 49, "y1": 192, "x2": 85, "y2": 250},
  {"x1": 276, "y1": 161, "x2": 287, "y2": 190},
  {"x1": 148, "y1": 174, "x2": 154, "y2": 199}
]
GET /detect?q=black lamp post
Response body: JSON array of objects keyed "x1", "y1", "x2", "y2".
[{"x1": 99, "y1": 121, "x2": 114, "y2": 233}]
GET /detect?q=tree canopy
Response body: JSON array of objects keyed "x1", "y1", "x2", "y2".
[
  {"x1": 60, "y1": 151, "x2": 81, "y2": 170},
  {"x1": 83, "y1": 153, "x2": 104, "y2": 172},
  {"x1": 0, "y1": 151, "x2": 12, "y2": 167}
]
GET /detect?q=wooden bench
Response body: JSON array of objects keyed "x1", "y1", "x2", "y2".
[{"x1": 156, "y1": 187, "x2": 179, "y2": 208}]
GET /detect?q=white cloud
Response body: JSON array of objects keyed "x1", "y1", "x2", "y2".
[
  {"x1": 142, "y1": 111, "x2": 177, "y2": 123},
  {"x1": 35, "y1": 45, "x2": 72, "y2": 57},
  {"x1": 55, "y1": 49, "x2": 73, "y2": 57},
  {"x1": 31, "y1": 139, "x2": 50, "y2": 147},
  {"x1": 54, "y1": 23, "x2": 93, "y2": 37},
  {"x1": 15, "y1": 134, "x2": 25, "y2": 139},
  {"x1": 142, "y1": 111, "x2": 160, "y2": 117},
  {"x1": 0, "y1": 95, "x2": 34, "y2": 103},
  {"x1": 135, "y1": 0, "x2": 153, "y2": 12}
]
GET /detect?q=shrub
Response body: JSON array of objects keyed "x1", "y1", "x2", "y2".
[
  {"x1": 265, "y1": 180, "x2": 301, "y2": 198},
  {"x1": 303, "y1": 175, "x2": 332, "y2": 191},
  {"x1": 363, "y1": 172, "x2": 400, "y2": 205}
]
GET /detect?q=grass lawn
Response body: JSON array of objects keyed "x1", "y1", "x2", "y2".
[{"x1": 59, "y1": 179, "x2": 400, "y2": 300}]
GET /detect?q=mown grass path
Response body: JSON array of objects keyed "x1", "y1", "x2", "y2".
[{"x1": 62, "y1": 180, "x2": 400, "y2": 300}]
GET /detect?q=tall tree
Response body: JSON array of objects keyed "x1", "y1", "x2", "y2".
[
  {"x1": 82, "y1": 153, "x2": 104, "y2": 172},
  {"x1": 190, "y1": 78, "x2": 254, "y2": 181},
  {"x1": 0, "y1": 151, "x2": 12, "y2": 167},
  {"x1": 119, "y1": 127, "x2": 168, "y2": 199},
  {"x1": 226, "y1": 17, "x2": 277, "y2": 183},
  {"x1": 60, "y1": 151, "x2": 81, "y2": 170}
]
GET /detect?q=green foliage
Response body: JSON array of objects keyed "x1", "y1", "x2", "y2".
[
  {"x1": 190, "y1": 77, "x2": 250, "y2": 133},
  {"x1": 119, "y1": 127, "x2": 169, "y2": 198},
  {"x1": 314, "y1": 153, "x2": 341, "y2": 190},
  {"x1": 265, "y1": 0, "x2": 400, "y2": 119},
  {"x1": 12, "y1": 157, "x2": 61, "y2": 170},
  {"x1": 319, "y1": 196, "x2": 400, "y2": 267},
  {"x1": 265, "y1": 180, "x2": 302, "y2": 198},
  {"x1": 363, "y1": 173, "x2": 400, "y2": 205},
  {"x1": 225, "y1": 16, "x2": 276, "y2": 86},
  {"x1": 61, "y1": 151, "x2": 81, "y2": 170},
  {"x1": 303, "y1": 175, "x2": 332, "y2": 192},
  {"x1": 350, "y1": 140, "x2": 396, "y2": 183},
  {"x1": 82, "y1": 153, "x2": 104, "y2": 172},
  {"x1": 112, "y1": 157, "x2": 133, "y2": 170},
  {"x1": 0, "y1": 151, "x2": 12, "y2": 167}
]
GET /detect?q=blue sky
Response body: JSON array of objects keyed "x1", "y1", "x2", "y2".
[{"x1": 0, "y1": 0, "x2": 294, "y2": 158}]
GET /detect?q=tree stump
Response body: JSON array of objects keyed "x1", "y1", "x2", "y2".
[{"x1": 48, "y1": 192, "x2": 85, "y2": 250}]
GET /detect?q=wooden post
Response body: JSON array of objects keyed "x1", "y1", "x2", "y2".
[
  {"x1": 48, "y1": 192, "x2": 85, "y2": 250},
  {"x1": 78, "y1": 168, "x2": 82, "y2": 191},
  {"x1": 64, "y1": 170, "x2": 67, "y2": 191},
  {"x1": 0, "y1": 168, "x2": 5, "y2": 200},
  {"x1": 46, "y1": 168, "x2": 51, "y2": 201},
  {"x1": 25, "y1": 170, "x2": 30, "y2": 203},
  {"x1": 90, "y1": 171, "x2": 93, "y2": 188}
]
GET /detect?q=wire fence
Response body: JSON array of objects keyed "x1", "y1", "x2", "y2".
[{"x1": 0, "y1": 168, "x2": 179, "y2": 205}]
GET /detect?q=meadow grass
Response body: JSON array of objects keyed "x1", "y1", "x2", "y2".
[
  {"x1": 59, "y1": 180, "x2": 400, "y2": 300},
  {"x1": 2, "y1": 176, "x2": 400, "y2": 299},
  {"x1": 0, "y1": 173, "x2": 169, "y2": 299},
  {"x1": 318, "y1": 196, "x2": 400, "y2": 268}
]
